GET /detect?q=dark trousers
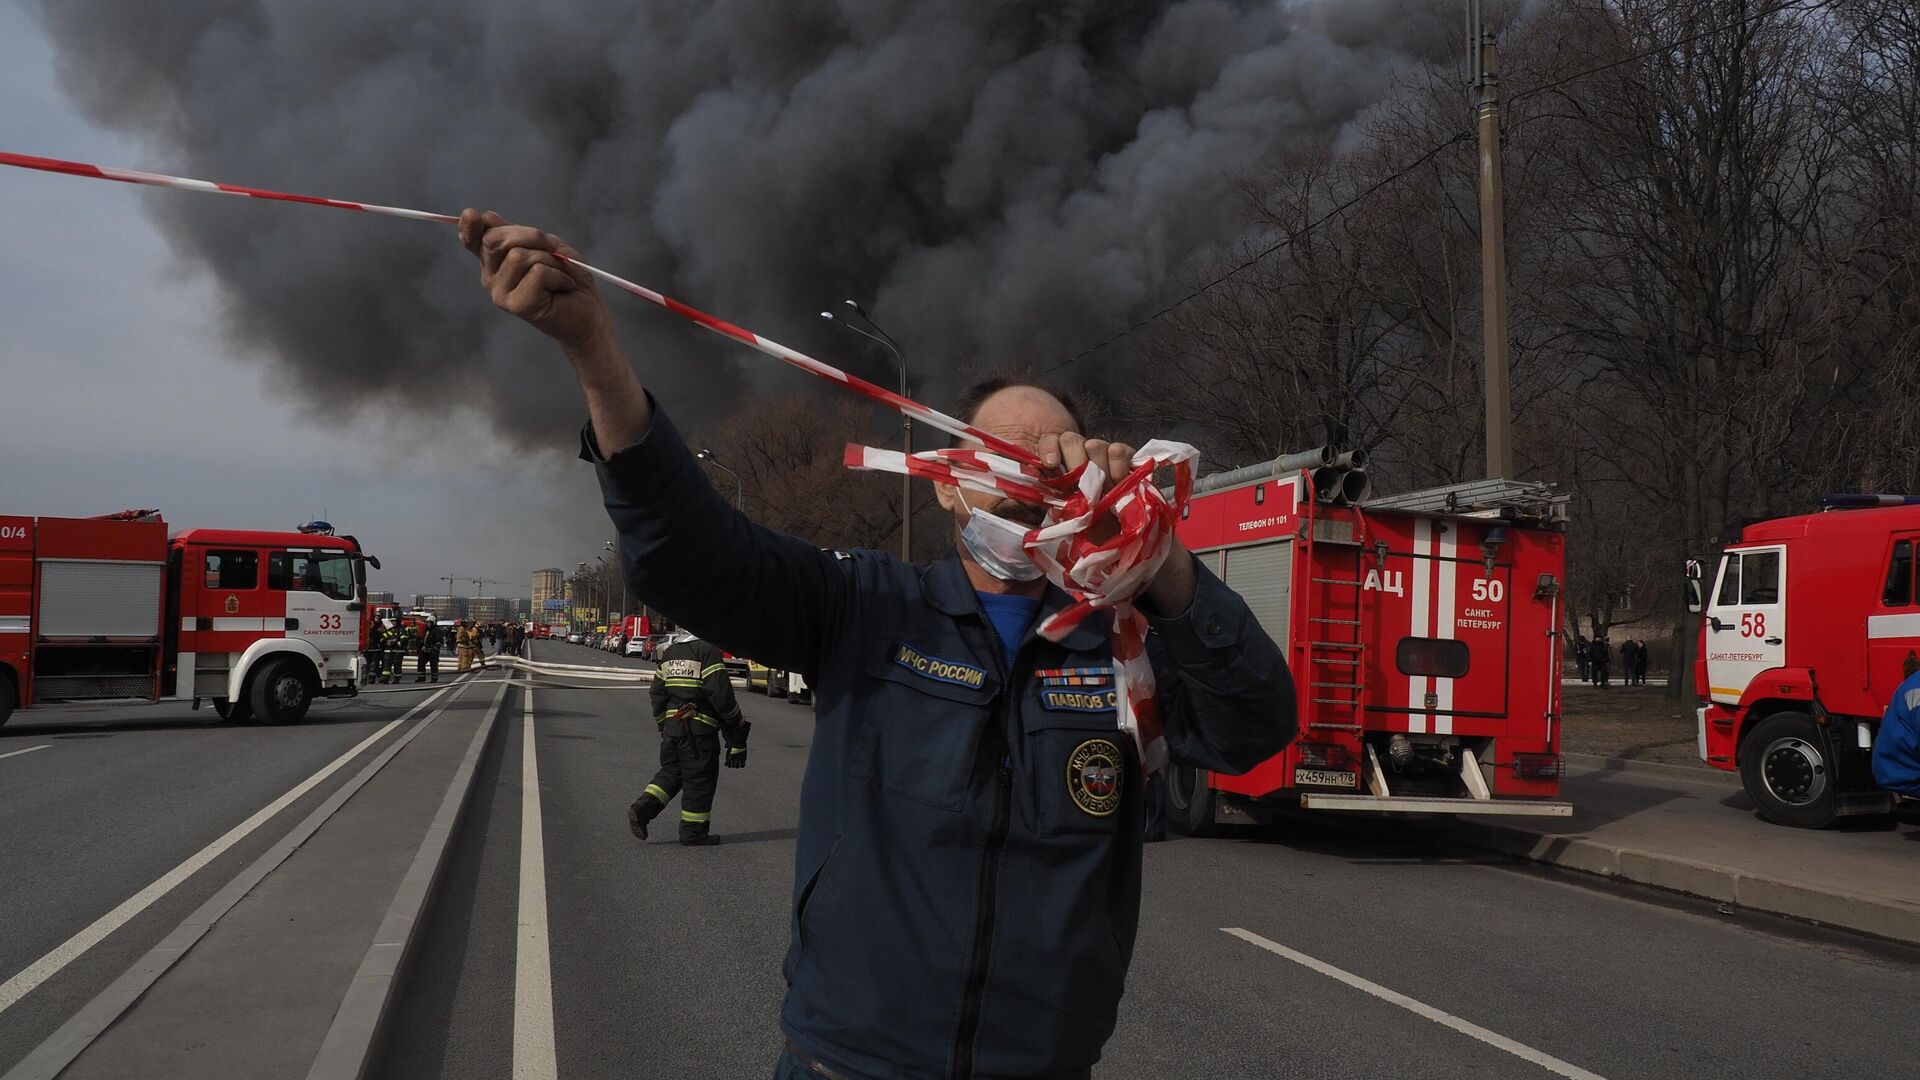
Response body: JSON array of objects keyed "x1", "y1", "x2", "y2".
[
  {"x1": 415, "y1": 649, "x2": 439, "y2": 682},
  {"x1": 632, "y1": 732, "x2": 722, "y2": 842}
]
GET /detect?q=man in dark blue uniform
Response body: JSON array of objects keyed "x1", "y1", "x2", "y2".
[{"x1": 460, "y1": 210, "x2": 1297, "y2": 1080}]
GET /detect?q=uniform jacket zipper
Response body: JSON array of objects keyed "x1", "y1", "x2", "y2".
[{"x1": 951, "y1": 615, "x2": 1016, "y2": 1080}]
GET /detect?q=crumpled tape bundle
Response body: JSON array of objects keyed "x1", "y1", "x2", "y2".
[{"x1": 847, "y1": 439, "x2": 1199, "y2": 774}]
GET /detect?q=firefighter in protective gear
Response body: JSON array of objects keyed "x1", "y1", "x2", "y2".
[
  {"x1": 456, "y1": 621, "x2": 479, "y2": 672},
  {"x1": 375, "y1": 623, "x2": 398, "y2": 683},
  {"x1": 387, "y1": 622, "x2": 416, "y2": 684},
  {"x1": 630, "y1": 631, "x2": 748, "y2": 845},
  {"x1": 416, "y1": 621, "x2": 442, "y2": 683},
  {"x1": 362, "y1": 620, "x2": 387, "y2": 687}
]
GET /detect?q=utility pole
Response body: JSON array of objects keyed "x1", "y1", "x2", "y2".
[{"x1": 1469, "y1": 0, "x2": 1514, "y2": 480}]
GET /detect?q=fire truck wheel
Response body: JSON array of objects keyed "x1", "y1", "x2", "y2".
[
  {"x1": 250, "y1": 659, "x2": 315, "y2": 724},
  {"x1": 1164, "y1": 762, "x2": 1219, "y2": 837},
  {"x1": 0, "y1": 668, "x2": 15, "y2": 727},
  {"x1": 212, "y1": 698, "x2": 253, "y2": 723},
  {"x1": 1740, "y1": 711, "x2": 1837, "y2": 829}
]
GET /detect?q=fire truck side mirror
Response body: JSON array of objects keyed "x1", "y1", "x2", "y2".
[
  {"x1": 364, "y1": 555, "x2": 382, "y2": 571},
  {"x1": 1683, "y1": 559, "x2": 1705, "y2": 614}
]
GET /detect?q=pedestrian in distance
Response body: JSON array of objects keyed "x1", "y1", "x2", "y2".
[
  {"x1": 461, "y1": 208, "x2": 1297, "y2": 1080},
  {"x1": 1619, "y1": 639, "x2": 1639, "y2": 687},
  {"x1": 1636, "y1": 640, "x2": 1651, "y2": 686},
  {"x1": 1870, "y1": 654, "x2": 1920, "y2": 798},
  {"x1": 630, "y1": 629, "x2": 749, "y2": 845},
  {"x1": 1576, "y1": 635, "x2": 1590, "y2": 683},
  {"x1": 1591, "y1": 636, "x2": 1612, "y2": 688}
]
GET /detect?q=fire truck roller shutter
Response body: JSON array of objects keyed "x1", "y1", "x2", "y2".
[
  {"x1": 37, "y1": 560, "x2": 163, "y2": 638},
  {"x1": 1221, "y1": 542, "x2": 1293, "y2": 651},
  {"x1": 230, "y1": 638, "x2": 323, "y2": 724}
]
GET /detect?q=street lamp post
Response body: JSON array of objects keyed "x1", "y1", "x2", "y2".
[
  {"x1": 822, "y1": 300, "x2": 910, "y2": 560},
  {"x1": 695, "y1": 449, "x2": 744, "y2": 513}
]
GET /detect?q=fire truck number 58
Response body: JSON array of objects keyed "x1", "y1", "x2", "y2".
[{"x1": 1739, "y1": 612, "x2": 1768, "y2": 638}]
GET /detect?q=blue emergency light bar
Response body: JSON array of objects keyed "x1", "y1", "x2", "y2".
[{"x1": 1817, "y1": 494, "x2": 1920, "y2": 510}]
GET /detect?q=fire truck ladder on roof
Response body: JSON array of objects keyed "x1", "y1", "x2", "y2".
[
  {"x1": 1300, "y1": 505, "x2": 1370, "y2": 736},
  {"x1": 1365, "y1": 477, "x2": 1568, "y2": 521}
]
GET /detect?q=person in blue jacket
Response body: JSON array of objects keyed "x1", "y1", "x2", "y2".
[
  {"x1": 1872, "y1": 659, "x2": 1920, "y2": 796},
  {"x1": 459, "y1": 210, "x2": 1297, "y2": 1080}
]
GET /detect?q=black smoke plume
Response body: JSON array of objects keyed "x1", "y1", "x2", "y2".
[{"x1": 30, "y1": 0, "x2": 1453, "y2": 442}]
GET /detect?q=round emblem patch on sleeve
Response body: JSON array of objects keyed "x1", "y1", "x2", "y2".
[{"x1": 1067, "y1": 738, "x2": 1124, "y2": 817}]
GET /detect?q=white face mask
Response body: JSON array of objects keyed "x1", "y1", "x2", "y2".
[{"x1": 956, "y1": 487, "x2": 1045, "y2": 582}]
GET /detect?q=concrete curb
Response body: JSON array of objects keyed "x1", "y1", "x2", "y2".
[
  {"x1": 1453, "y1": 819, "x2": 1920, "y2": 947},
  {"x1": 305, "y1": 677, "x2": 511, "y2": 1080}
]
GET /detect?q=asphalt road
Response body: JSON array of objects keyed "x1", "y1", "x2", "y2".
[
  {"x1": 0, "y1": 667, "x2": 463, "y2": 1071},
  {"x1": 374, "y1": 640, "x2": 1920, "y2": 1080}
]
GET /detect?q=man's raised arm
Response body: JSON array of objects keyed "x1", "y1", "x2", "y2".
[
  {"x1": 459, "y1": 209, "x2": 851, "y2": 678},
  {"x1": 458, "y1": 209, "x2": 651, "y2": 457}
]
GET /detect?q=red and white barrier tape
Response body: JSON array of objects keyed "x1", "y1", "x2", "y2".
[{"x1": 0, "y1": 149, "x2": 1198, "y2": 771}]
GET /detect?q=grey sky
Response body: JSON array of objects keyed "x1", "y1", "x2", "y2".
[{"x1": 0, "y1": 2, "x2": 614, "y2": 604}]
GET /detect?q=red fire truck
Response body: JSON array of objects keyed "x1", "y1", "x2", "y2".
[
  {"x1": 1165, "y1": 469, "x2": 1572, "y2": 833},
  {"x1": 0, "y1": 512, "x2": 379, "y2": 727},
  {"x1": 1690, "y1": 496, "x2": 1919, "y2": 827}
]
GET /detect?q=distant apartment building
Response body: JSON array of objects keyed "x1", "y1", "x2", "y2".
[
  {"x1": 468, "y1": 596, "x2": 511, "y2": 622},
  {"x1": 531, "y1": 568, "x2": 565, "y2": 617},
  {"x1": 419, "y1": 595, "x2": 466, "y2": 622},
  {"x1": 365, "y1": 590, "x2": 396, "y2": 605}
]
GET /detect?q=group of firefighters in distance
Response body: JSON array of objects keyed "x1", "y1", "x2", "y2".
[{"x1": 363, "y1": 617, "x2": 519, "y2": 684}]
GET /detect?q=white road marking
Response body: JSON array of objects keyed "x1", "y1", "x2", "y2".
[
  {"x1": 0, "y1": 744, "x2": 51, "y2": 761},
  {"x1": 514, "y1": 687, "x2": 559, "y2": 1080},
  {"x1": 0, "y1": 682, "x2": 461, "y2": 1017},
  {"x1": 1223, "y1": 928, "x2": 1610, "y2": 1080}
]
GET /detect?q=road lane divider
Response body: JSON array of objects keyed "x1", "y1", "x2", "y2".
[
  {"x1": 512, "y1": 687, "x2": 559, "y2": 1080},
  {"x1": 0, "y1": 679, "x2": 469, "y2": 1020},
  {"x1": 0, "y1": 744, "x2": 51, "y2": 762},
  {"x1": 305, "y1": 678, "x2": 512, "y2": 1080},
  {"x1": 1222, "y1": 928, "x2": 1610, "y2": 1080}
]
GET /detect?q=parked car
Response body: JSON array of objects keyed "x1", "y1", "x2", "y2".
[
  {"x1": 747, "y1": 660, "x2": 773, "y2": 693},
  {"x1": 568, "y1": 632, "x2": 584, "y2": 644},
  {"x1": 607, "y1": 633, "x2": 625, "y2": 652},
  {"x1": 624, "y1": 636, "x2": 649, "y2": 658}
]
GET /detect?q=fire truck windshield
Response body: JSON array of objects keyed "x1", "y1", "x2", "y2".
[{"x1": 268, "y1": 550, "x2": 356, "y2": 601}]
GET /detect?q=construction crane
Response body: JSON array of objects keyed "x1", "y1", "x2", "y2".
[{"x1": 468, "y1": 577, "x2": 508, "y2": 593}]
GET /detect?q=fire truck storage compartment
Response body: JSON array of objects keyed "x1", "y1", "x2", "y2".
[
  {"x1": 1220, "y1": 541, "x2": 1293, "y2": 651},
  {"x1": 33, "y1": 550, "x2": 165, "y2": 703},
  {"x1": 37, "y1": 559, "x2": 164, "y2": 638}
]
